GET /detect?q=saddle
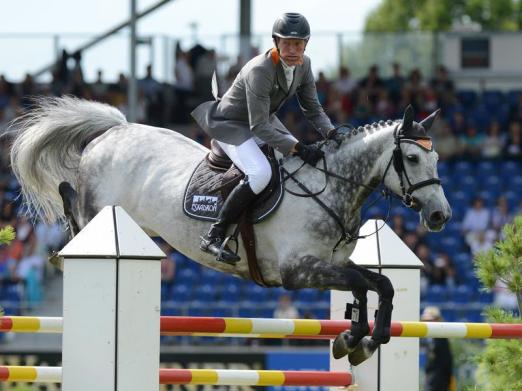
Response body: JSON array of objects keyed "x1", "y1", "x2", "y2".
[{"x1": 183, "y1": 140, "x2": 284, "y2": 286}]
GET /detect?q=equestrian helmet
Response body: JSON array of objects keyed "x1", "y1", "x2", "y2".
[{"x1": 272, "y1": 13, "x2": 310, "y2": 40}]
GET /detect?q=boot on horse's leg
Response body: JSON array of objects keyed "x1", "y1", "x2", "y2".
[
  {"x1": 348, "y1": 299, "x2": 394, "y2": 366},
  {"x1": 333, "y1": 296, "x2": 370, "y2": 359},
  {"x1": 200, "y1": 179, "x2": 256, "y2": 264}
]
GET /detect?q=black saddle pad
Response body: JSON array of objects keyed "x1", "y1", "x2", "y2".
[{"x1": 183, "y1": 148, "x2": 284, "y2": 223}]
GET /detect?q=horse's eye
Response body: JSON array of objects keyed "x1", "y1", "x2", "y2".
[{"x1": 406, "y1": 154, "x2": 419, "y2": 163}]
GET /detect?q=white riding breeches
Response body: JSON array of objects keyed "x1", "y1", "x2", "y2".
[{"x1": 216, "y1": 138, "x2": 272, "y2": 195}]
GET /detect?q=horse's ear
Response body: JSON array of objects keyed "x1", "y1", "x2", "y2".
[
  {"x1": 402, "y1": 105, "x2": 414, "y2": 133},
  {"x1": 420, "y1": 109, "x2": 441, "y2": 132}
]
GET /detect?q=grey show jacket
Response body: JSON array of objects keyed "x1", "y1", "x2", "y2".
[{"x1": 191, "y1": 48, "x2": 334, "y2": 156}]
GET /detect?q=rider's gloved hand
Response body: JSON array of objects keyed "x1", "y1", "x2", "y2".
[
  {"x1": 294, "y1": 142, "x2": 324, "y2": 166},
  {"x1": 326, "y1": 128, "x2": 343, "y2": 146}
]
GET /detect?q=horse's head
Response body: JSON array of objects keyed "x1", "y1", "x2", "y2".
[{"x1": 382, "y1": 105, "x2": 451, "y2": 231}]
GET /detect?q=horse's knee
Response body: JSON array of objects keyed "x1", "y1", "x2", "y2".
[{"x1": 376, "y1": 275, "x2": 394, "y2": 300}]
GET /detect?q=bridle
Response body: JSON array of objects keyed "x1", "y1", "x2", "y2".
[
  {"x1": 281, "y1": 123, "x2": 442, "y2": 254},
  {"x1": 384, "y1": 125, "x2": 442, "y2": 211}
]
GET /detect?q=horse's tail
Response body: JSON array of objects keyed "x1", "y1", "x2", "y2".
[{"x1": 9, "y1": 96, "x2": 127, "y2": 223}]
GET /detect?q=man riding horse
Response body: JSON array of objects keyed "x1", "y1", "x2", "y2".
[{"x1": 192, "y1": 12, "x2": 334, "y2": 264}]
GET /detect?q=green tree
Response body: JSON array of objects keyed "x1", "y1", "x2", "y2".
[
  {"x1": 365, "y1": 0, "x2": 521, "y2": 31},
  {"x1": 473, "y1": 216, "x2": 522, "y2": 391}
]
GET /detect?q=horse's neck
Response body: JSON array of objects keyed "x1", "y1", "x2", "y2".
[{"x1": 325, "y1": 125, "x2": 394, "y2": 228}]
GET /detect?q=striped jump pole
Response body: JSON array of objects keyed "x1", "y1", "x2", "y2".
[
  {"x1": 0, "y1": 367, "x2": 352, "y2": 387},
  {"x1": 3, "y1": 315, "x2": 522, "y2": 339}
]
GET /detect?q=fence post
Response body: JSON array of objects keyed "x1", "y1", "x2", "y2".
[{"x1": 59, "y1": 206, "x2": 165, "y2": 391}]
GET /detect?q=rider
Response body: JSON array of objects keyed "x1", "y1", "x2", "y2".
[{"x1": 192, "y1": 12, "x2": 335, "y2": 264}]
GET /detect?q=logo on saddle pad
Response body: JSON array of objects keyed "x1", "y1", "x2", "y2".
[{"x1": 191, "y1": 195, "x2": 219, "y2": 213}]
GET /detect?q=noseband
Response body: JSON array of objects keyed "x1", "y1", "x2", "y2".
[{"x1": 383, "y1": 126, "x2": 441, "y2": 211}]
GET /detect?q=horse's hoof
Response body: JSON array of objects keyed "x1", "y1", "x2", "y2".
[
  {"x1": 348, "y1": 337, "x2": 379, "y2": 366},
  {"x1": 332, "y1": 331, "x2": 362, "y2": 359},
  {"x1": 49, "y1": 252, "x2": 64, "y2": 272},
  {"x1": 333, "y1": 331, "x2": 350, "y2": 359}
]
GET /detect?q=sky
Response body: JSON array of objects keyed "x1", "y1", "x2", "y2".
[{"x1": 0, "y1": 0, "x2": 381, "y2": 82}]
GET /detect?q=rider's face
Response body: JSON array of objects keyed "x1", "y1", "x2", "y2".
[{"x1": 277, "y1": 38, "x2": 306, "y2": 66}]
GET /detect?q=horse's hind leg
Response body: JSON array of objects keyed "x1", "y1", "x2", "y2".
[
  {"x1": 280, "y1": 256, "x2": 371, "y2": 358},
  {"x1": 59, "y1": 181, "x2": 80, "y2": 237},
  {"x1": 49, "y1": 182, "x2": 80, "y2": 272}
]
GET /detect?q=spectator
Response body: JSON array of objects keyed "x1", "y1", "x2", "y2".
[
  {"x1": 461, "y1": 198, "x2": 494, "y2": 248},
  {"x1": 359, "y1": 64, "x2": 384, "y2": 107},
  {"x1": 404, "y1": 68, "x2": 427, "y2": 112},
  {"x1": 493, "y1": 280, "x2": 519, "y2": 311},
  {"x1": 504, "y1": 121, "x2": 522, "y2": 158},
  {"x1": 173, "y1": 50, "x2": 194, "y2": 123},
  {"x1": 469, "y1": 230, "x2": 495, "y2": 257},
  {"x1": 138, "y1": 65, "x2": 164, "y2": 126},
  {"x1": 315, "y1": 71, "x2": 331, "y2": 106},
  {"x1": 386, "y1": 62, "x2": 404, "y2": 103},
  {"x1": 508, "y1": 92, "x2": 522, "y2": 123},
  {"x1": 274, "y1": 294, "x2": 299, "y2": 319},
  {"x1": 482, "y1": 121, "x2": 506, "y2": 159},
  {"x1": 91, "y1": 69, "x2": 108, "y2": 101},
  {"x1": 390, "y1": 214, "x2": 408, "y2": 239},
  {"x1": 433, "y1": 120, "x2": 461, "y2": 160},
  {"x1": 459, "y1": 125, "x2": 484, "y2": 159},
  {"x1": 430, "y1": 65, "x2": 455, "y2": 108},
  {"x1": 429, "y1": 253, "x2": 457, "y2": 287},
  {"x1": 158, "y1": 242, "x2": 176, "y2": 286},
  {"x1": 491, "y1": 196, "x2": 513, "y2": 236},
  {"x1": 333, "y1": 66, "x2": 357, "y2": 96},
  {"x1": 421, "y1": 306, "x2": 454, "y2": 391}
]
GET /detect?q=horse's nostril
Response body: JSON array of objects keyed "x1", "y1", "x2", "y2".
[{"x1": 430, "y1": 211, "x2": 445, "y2": 224}]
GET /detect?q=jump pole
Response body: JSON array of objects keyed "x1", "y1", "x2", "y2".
[
  {"x1": 4, "y1": 316, "x2": 522, "y2": 339},
  {"x1": 58, "y1": 205, "x2": 165, "y2": 391}
]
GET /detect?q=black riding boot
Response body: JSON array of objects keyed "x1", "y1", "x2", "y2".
[{"x1": 200, "y1": 180, "x2": 257, "y2": 264}]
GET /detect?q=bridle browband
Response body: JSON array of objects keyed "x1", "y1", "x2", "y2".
[{"x1": 281, "y1": 123, "x2": 441, "y2": 254}]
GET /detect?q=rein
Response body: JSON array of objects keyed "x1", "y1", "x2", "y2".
[{"x1": 281, "y1": 123, "x2": 441, "y2": 255}]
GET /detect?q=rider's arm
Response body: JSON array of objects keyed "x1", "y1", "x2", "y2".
[
  {"x1": 245, "y1": 66, "x2": 298, "y2": 155},
  {"x1": 296, "y1": 58, "x2": 335, "y2": 138}
]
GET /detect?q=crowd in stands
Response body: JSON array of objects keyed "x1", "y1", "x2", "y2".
[{"x1": 1, "y1": 44, "x2": 521, "y2": 339}]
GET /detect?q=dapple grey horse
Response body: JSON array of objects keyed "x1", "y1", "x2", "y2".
[{"x1": 9, "y1": 97, "x2": 451, "y2": 365}]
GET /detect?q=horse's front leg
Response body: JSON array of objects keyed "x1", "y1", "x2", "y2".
[
  {"x1": 280, "y1": 256, "x2": 372, "y2": 358},
  {"x1": 339, "y1": 261, "x2": 395, "y2": 366}
]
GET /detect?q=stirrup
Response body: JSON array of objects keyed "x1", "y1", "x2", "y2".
[{"x1": 217, "y1": 235, "x2": 240, "y2": 264}]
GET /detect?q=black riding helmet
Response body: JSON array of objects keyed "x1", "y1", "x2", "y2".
[{"x1": 272, "y1": 12, "x2": 310, "y2": 41}]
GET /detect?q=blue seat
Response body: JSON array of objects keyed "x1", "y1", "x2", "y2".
[
  {"x1": 449, "y1": 285, "x2": 473, "y2": 303},
  {"x1": 457, "y1": 90, "x2": 478, "y2": 108},
  {"x1": 482, "y1": 90, "x2": 505, "y2": 110},
  {"x1": 453, "y1": 175, "x2": 479, "y2": 192},
  {"x1": 507, "y1": 89, "x2": 522, "y2": 105},
  {"x1": 177, "y1": 268, "x2": 198, "y2": 283},
  {"x1": 193, "y1": 284, "x2": 216, "y2": 302},
  {"x1": 454, "y1": 161, "x2": 474, "y2": 176},
  {"x1": 478, "y1": 190, "x2": 496, "y2": 207},
  {"x1": 218, "y1": 284, "x2": 241, "y2": 302},
  {"x1": 477, "y1": 291, "x2": 494, "y2": 303},
  {"x1": 296, "y1": 289, "x2": 320, "y2": 303},
  {"x1": 501, "y1": 160, "x2": 521, "y2": 175},
  {"x1": 439, "y1": 236, "x2": 462, "y2": 256},
  {"x1": 425, "y1": 285, "x2": 447, "y2": 303},
  {"x1": 171, "y1": 283, "x2": 191, "y2": 302},
  {"x1": 472, "y1": 104, "x2": 492, "y2": 131},
  {"x1": 200, "y1": 268, "x2": 221, "y2": 284},
  {"x1": 243, "y1": 284, "x2": 269, "y2": 302},
  {"x1": 483, "y1": 175, "x2": 503, "y2": 194}
]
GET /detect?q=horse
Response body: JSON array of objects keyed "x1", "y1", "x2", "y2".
[{"x1": 9, "y1": 97, "x2": 451, "y2": 365}]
